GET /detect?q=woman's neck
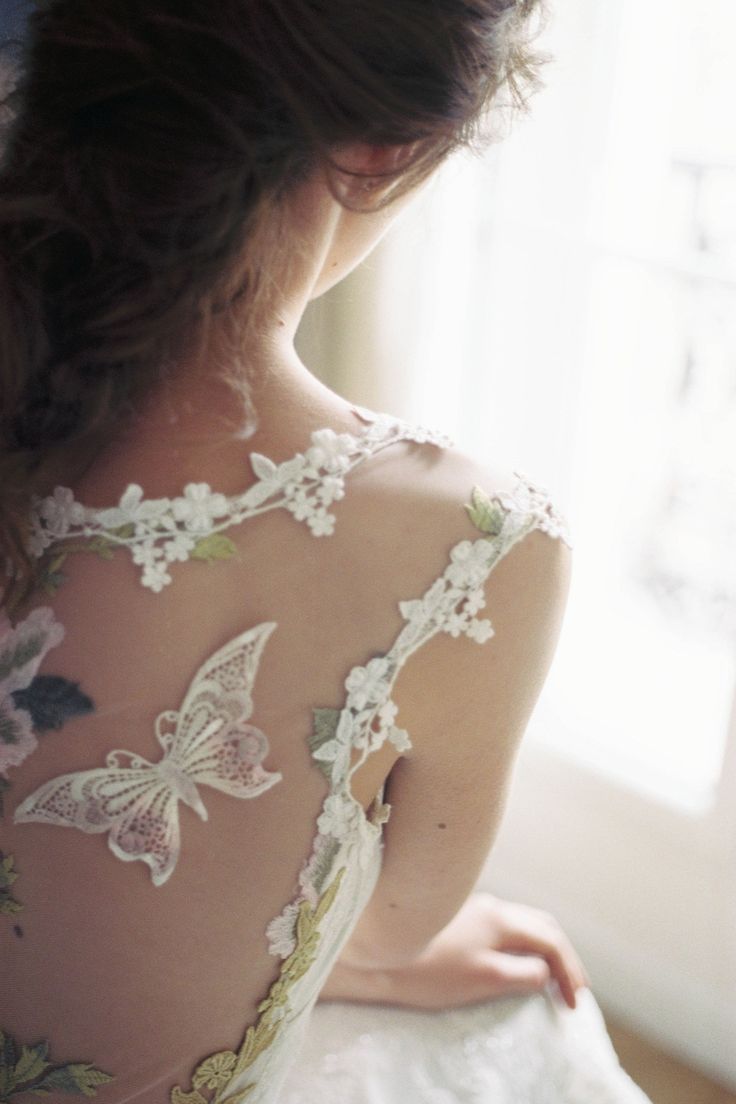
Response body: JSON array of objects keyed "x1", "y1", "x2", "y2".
[{"x1": 65, "y1": 338, "x2": 358, "y2": 505}]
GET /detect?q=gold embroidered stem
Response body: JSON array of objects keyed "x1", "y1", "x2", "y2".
[{"x1": 170, "y1": 867, "x2": 346, "y2": 1104}]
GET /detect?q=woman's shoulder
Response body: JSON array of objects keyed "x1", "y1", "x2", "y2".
[{"x1": 339, "y1": 408, "x2": 572, "y2": 568}]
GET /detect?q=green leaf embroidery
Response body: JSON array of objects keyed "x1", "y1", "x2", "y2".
[
  {"x1": 308, "y1": 709, "x2": 340, "y2": 781},
  {"x1": 0, "y1": 852, "x2": 23, "y2": 916},
  {"x1": 109, "y1": 523, "x2": 135, "y2": 539},
  {"x1": 465, "y1": 485, "x2": 505, "y2": 538},
  {"x1": 189, "y1": 535, "x2": 237, "y2": 564},
  {"x1": 85, "y1": 537, "x2": 115, "y2": 561},
  {"x1": 37, "y1": 552, "x2": 68, "y2": 597},
  {"x1": 40, "y1": 572, "x2": 65, "y2": 598},
  {"x1": 0, "y1": 1031, "x2": 113, "y2": 1102},
  {"x1": 12, "y1": 1044, "x2": 49, "y2": 1087}
]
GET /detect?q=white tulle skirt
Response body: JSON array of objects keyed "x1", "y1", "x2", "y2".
[{"x1": 280, "y1": 987, "x2": 653, "y2": 1103}]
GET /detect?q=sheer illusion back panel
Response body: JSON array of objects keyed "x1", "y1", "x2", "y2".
[{"x1": 2, "y1": 410, "x2": 569, "y2": 1104}]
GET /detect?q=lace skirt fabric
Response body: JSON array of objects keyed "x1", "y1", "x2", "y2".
[{"x1": 280, "y1": 988, "x2": 653, "y2": 1104}]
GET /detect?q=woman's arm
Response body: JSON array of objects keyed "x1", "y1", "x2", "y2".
[
  {"x1": 319, "y1": 891, "x2": 590, "y2": 1010},
  {"x1": 337, "y1": 524, "x2": 572, "y2": 973}
]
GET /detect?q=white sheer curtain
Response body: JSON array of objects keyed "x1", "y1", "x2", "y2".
[{"x1": 298, "y1": 0, "x2": 736, "y2": 1087}]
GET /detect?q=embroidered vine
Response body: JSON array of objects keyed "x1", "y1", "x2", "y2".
[
  {"x1": 0, "y1": 1030, "x2": 113, "y2": 1101},
  {"x1": 170, "y1": 867, "x2": 347, "y2": 1104},
  {"x1": 26, "y1": 412, "x2": 452, "y2": 594}
]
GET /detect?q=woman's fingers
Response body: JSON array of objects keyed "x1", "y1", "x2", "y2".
[
  {"x1": 481, "y1": 949, "x2": 551, "y2": 998},
  {"x1": 494, "y1": 912, "x2": 588, "y2": 1010}
]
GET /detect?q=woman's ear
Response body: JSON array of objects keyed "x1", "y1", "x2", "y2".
[{"x1": 329, "y1": 141, "x2": 420, "y2": 204}]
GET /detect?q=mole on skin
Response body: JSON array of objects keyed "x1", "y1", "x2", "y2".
[{"x1": 437, "y1": 822, "x2": 447, "y2": 829}]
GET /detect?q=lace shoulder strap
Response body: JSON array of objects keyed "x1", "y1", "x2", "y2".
[{"x1": 310, "y1": 472, "x2": 572, "y2": 791}]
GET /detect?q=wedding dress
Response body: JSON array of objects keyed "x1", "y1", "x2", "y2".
[{"x1": 1, "y1": 406, "x2": 650, "y2": 1103}]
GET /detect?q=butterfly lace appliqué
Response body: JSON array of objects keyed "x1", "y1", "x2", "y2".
[{"x1": 13, "y1": 622, "x2": 281, "y2": 885}]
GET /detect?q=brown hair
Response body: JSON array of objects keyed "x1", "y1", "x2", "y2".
[{"x1": 0, "y1": 0, "x2": 550, "y2": 609}]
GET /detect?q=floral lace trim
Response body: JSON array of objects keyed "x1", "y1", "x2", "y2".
[
  {"x1": 265, "y1": 472, "x2": 572, "y2": 960},
  {"x1": 27, "y1": 408, "x2": 453, "y2": 593},
  {"x1": 170, "y1": 867, "x2": 347, "y2": 1104}
]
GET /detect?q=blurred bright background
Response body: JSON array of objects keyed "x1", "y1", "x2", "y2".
[{"x1": 298, "y1": 0, "x2": 736, "y2": 1094}]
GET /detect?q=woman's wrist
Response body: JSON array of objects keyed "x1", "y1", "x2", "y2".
[{"x1": 318, "y1": 957, "x2": 398, "y2": 1005}]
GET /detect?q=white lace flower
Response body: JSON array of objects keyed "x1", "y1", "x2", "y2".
[
  {"x1": 377, "y1": 700, "x2": 398, "y2": 728},
  {"x1": 171, "y1": 484, "x2": 229, "y2": 533},
  {"x1": 388, "y1": 726, "x2": 412, "y2": 753},
  {"x1": 344, "y1": 657, "x2": 391, "y2": 710},
  {"x1": 466, "y1": 618, "x2": 495, "y2": 644},
  {"x1": 306, "y1": 429, "x2": 354, "y2": 474},
  {"x1": 533, "y1": 508, "x2": 571, "y2": 544},
  {"x1": 316, "y1": 792, "x2": 362, "y2": 841},
  {"x1": 163, "y1": 533, "x2": 196, "y2": 563},
  {"x1": 141, "y1": 561, "x2": 172, "y2": 592},
  {"x1": 443, "y1": 611, "x2": 469, "y2": 638},
  {"x1": 38, "y1": 486, "x2": 86, "y2": 538},
  {"x1": 285, "y1": 489, "x2": 314, "y2": 522},
  {"x1": 26, "y1": 517, "x2": 54, "y2": 558},
  {"x1": 307, "y1": 511, "x2": 336, "y2": 537},
  {"x1": 131, "y1": 539, "x2": 157, "y2": 567},
  {"x1": 266, "y1": 901, "x2": 300, "y2": 958},
  {"x1": 316, "y1": 475, "x2": 345, "y2": 505},
  {"x1": 95, "y1": 485, "x2": 171, "y2": 531},
  {"x1": 403, "y1": 424, "x2": 453, "y2": 448},
  {"x1": 465, "y1": 589, "x2": 486, "y2": 616},
  {"x1": 446, "y1": 540, "x2": 493, "y2": 588}
]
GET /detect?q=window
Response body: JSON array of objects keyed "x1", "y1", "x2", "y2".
[{"x1": 385, "y1": 0, "x2": 736, "y2": 815}]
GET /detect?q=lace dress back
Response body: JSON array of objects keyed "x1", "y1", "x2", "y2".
[{"x1": 0, "y1": 406, "x2": 592, "y2": 1104}]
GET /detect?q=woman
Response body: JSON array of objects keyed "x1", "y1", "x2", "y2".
[{"x1": 0, "y1": 2, "x2": 652, "y2": 1101}]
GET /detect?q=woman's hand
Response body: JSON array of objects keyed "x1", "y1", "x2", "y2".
[{"x1": 319, "y1": 892, "x2": 591, "y2": 1011}]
